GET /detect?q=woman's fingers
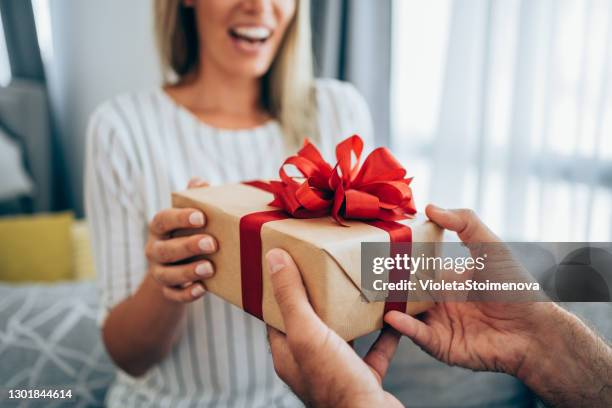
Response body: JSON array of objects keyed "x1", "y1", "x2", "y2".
[
  {"x1": 162, "y1": 282, "x2": 207, "y2": 303},
  {"x1": 363, "y1": 326, "x2": 401, "y2": 383},
  {"x1": 150, "y1": 208, "x2": 206, "y2": 236},
  {"x1": 147, "y1": 198, "x2": 212, "y2": 304},
  {"x1": 188, "y1": 177, "x2": 209, "y2": 189},
  {"x1": 146, "y1": 234, "x2": 218, "y2": 264},
  {"x1": 151, "y1": 259, "x2": 214, "y2": 287}
]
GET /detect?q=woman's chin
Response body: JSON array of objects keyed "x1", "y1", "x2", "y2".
[
  {"x1": 224, "y1": 38, "x2": 277, "y2": 77},
  {"x1": 222, "y1": 61, "x2": 273, "y2": 80}
]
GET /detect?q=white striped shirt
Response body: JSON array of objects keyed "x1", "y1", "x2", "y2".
[{"x1": 84, "y1": 79, "x2": 374, "y2": 408}]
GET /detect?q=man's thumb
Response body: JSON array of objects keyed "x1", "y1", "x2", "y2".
[
  {"x1": 266, "y1": 249, "x2": 318, "y2": 331},
  {"x1": 425, "y1": 204, "x2": 499, "y2": 243}
]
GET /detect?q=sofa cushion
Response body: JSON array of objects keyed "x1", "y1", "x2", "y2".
[{"x1": 0, "y1": 281, "x2": 115, "y2": 406}]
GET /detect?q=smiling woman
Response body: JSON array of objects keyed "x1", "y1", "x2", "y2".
[
  {"x1": 155, "y1": 0, "x2": 316, "y2": 145},
  {"x1": 85, "y1": 0, "x2": 373, "y2": 407}
]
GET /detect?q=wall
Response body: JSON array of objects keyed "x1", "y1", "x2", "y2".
[{"x1": 45, "y1": 0, "x2": 161, "y2": 215}]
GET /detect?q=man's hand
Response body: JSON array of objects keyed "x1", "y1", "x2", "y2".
[
  {"x1": 385, "y1": 205, "x2": 552, "y2": 375},
  {"x1": 385, "y1": 205, "x2": 612, "y2": 408},
  {"x1": 266, "y1": 249, "x2": 403, "y2": 408}
]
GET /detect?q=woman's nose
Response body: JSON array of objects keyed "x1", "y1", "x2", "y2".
[{"x1": 241, "y1": 0, "x2": 272, "y2": 14}]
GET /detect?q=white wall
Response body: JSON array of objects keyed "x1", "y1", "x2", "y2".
[{"x1": 45, "y1": 0, "x2": 161, "y2": 215}]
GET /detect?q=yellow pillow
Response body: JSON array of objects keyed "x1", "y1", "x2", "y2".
[
  {"x1": 0, "y1": 212, "x2": 74, "y2": 282},
  {"x1": 71, "y1": 220, "x2": 96, "y2": 280}
]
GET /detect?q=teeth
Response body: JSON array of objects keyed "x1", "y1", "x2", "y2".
[{"x1": 233, "y1": 26, "x2": 271, "y2": 41}]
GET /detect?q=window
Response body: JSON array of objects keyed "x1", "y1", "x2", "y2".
[
  {"x1": 391, "y1": 0, "x2": 612, "y2": 241},
  {"x1": 391, "y1": 0, "x2": 452, "y2": 210}
]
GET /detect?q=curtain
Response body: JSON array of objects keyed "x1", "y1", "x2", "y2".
[
  {"x1": 311, "y1": 0, "x2": 393, "y2": 145},
  {"x1": 391, "y1": 0, "x2": 612, "y2": 241}
]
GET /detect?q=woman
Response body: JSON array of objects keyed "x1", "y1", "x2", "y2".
[{"x1": 85, "y1": 0, "x2": 373, "y2": 406}]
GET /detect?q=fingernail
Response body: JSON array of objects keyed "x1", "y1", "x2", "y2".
[
  {"x1": 198, "y1": 237, "x2": 216, "y2": 252},
  {"x1": 189, "y1": 212, "x2": 204, "y2": 226},
  {"x1": 195, "y1": 262, "x2": 213, "y2": 277},
  {"x1": 191, "y1": 284, "x2": 205, "y2": 297},
  {"x1": 188, "y1": 177, "x2": 204, "y2": 187},
  {"x1": 266, "y1": 249, "x2": 286, "y2": 275}
]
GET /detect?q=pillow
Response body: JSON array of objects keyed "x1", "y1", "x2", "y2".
[
  {"x1": 0, "y1": 212, "x2": 74, "y2": 282},
  {"x1": 71, "y1": 220, "x2": 96, "y2": 280}
]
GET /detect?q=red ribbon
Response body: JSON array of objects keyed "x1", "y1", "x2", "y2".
[
  {"x1": 239, "y1": 210, "x2": 289, "y2": 320},
  {"x1": 265, "y1": 135, "x2": 416, "y2": 226},
  {"x1": 366, "y1": 220, "x2": 412, "y2": 315},
  {"x1": 239, "y1": 135, "x2": 415, "y2": 324}
]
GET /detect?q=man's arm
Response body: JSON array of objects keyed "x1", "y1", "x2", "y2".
[
  {"x1": 386, "y1": 205, "x2": 612, "y2": 408},
  {"x1": 517, "y1": 304, "x2": 612, "y2": 408}
]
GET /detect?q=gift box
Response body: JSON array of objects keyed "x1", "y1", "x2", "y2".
[{"x1": 172, "y1": 135, "x2": 443, "y2": 340}]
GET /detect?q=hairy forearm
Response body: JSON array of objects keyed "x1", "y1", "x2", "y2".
[
  {"x1": 518, "y1": 304, "x2": 612, "y2": 408},
  {"x1": 102, "y1": 273, "x2": 186, "y2": 376}
]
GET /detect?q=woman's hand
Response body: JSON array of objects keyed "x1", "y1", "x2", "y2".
[
  {"x1": 266, "y1": 249, "x2": 403, "y2": 408},
  {"x1": 145, "y1": 178, "x2": 218, "y2": 302},
  {"x1": 103, "y1": 178, "x2": 216, "y2": 376}
]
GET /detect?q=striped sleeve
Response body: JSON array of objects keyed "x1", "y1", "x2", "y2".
[{"x1": 84, "y1": 104, "x2": 147, "y2": 324}]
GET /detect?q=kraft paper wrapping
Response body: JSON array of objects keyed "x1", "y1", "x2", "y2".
[{"x1": 172, "y1": 183, "x2": 443, "y2": 341}]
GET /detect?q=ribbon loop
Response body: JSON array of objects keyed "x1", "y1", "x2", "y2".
[{"x1": 266, "y1": 134, "x2": 416, "y2": 224}]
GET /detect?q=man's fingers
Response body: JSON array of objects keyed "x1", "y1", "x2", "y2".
[
  {"x1": 150, "y1": 208, "x2": 206, "y2": 236},
  {"x1": 267, "y1": 326, "x2": 304, "y2": 387},
  {"x1": 425, "y1": 204, "x2": 499, "y2": 243},
  {"x1": 187, "y1": 177, "x2": 209, "y2": 189},
  {"x1": 384, "y1": 311, "x2": 435, "y2": 353},
  {"x1": 363, "y1": 326, "x2": 401, "y2": 383},
  {"x1": 265, "y1": 248, "x2": 321, "y2": 333}
]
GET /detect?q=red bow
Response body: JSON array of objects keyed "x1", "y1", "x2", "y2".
[{"x1": 267, "y1": 135, "x2": 416, "y2": 225}]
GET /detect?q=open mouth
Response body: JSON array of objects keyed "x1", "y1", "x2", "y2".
[{"x1": 229, "y1": 26, "x2": 273, "y2": 45}]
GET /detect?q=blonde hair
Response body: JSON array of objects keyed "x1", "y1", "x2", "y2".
[{"x1": 154, "y1": 0, "x2": 317, "y2": 147}]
